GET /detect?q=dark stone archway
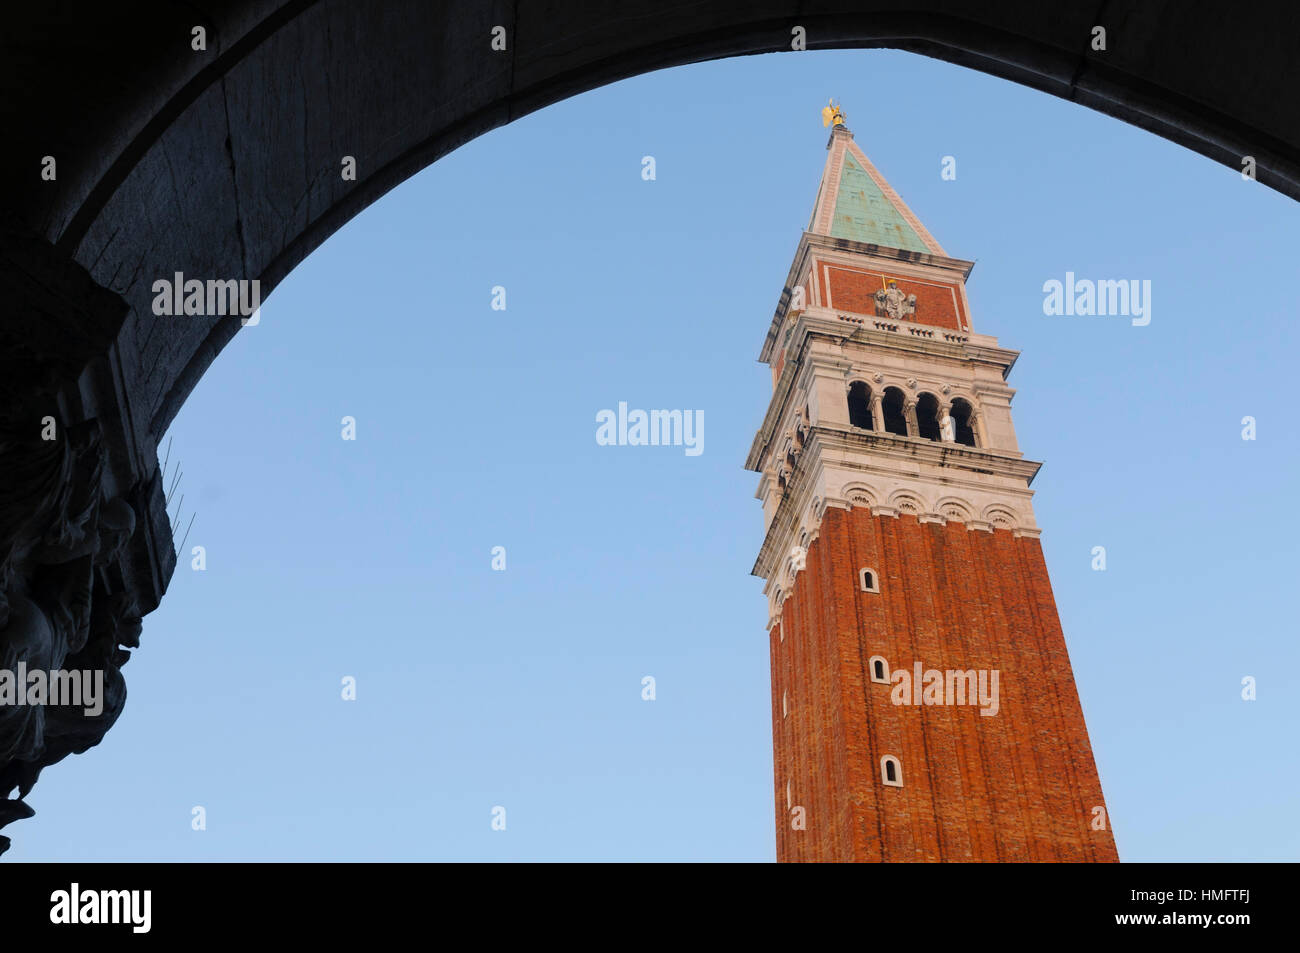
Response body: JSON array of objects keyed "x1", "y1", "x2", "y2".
[{"x1": 1, "y1": 0, "x2": 1297, "y2": 852}]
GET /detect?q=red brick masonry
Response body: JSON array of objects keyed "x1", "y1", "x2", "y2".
[
  {"x1": 770, "y1": 506, "x2": 1118, "y2": 862},
  {"x1": 818, "y1": 262, "x2": 967, "y2": 331}
]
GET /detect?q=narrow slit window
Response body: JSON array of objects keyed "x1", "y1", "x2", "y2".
[
  {"x1": 859, "y1": 568, "x2": 880, "y2": 593},
  {"x1": 869, "y1": 656, "x2": 889, "y2": 684},
  {"x1": 881, "y1": 755, "x2": 903, "y2": 787}
]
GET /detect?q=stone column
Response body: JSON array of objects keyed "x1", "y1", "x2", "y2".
[
  {"x1": 870, "y1": 393, "x2": 885, "y2": 433},
  {"x1": 904, "y1": 398, "x2": 919, "y2": 438}
]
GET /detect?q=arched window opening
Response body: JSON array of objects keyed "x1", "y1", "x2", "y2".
[
  {"x1": 882, "y1": 387, "x2": 908, "y2": 436},
  {"x1": 859, "y1": 568, "x2": 880, "y2": 593},
  {"x1": 869, "y1": 655, "x2": 890, "y2": 684},
  {"x1": 881, "y1": 755, "x2": 903, "y2": 787},
  {"x1": 950, "y1": 398, "x2": 977, "y2": 447},
  {"x1": 848, "y1": 381, "x2": 874, "y2": 430},
  {"x1": 916, "y1": 392, "x2": 941, "y2": 441}
]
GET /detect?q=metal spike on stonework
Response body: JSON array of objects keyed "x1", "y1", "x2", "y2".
[
  {"x1": 176, "y1": 512, "x2": 195, "y2": 555},
  {"x1": 166, "y1": 467, "x2": 183, "y2": 506},
  {"x1": 160, "y1": 436, "x2": 173, "y2": 488}
]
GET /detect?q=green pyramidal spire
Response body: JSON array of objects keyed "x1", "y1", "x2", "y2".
[{"x1": 809, "y1": 124, "x2": 945, "y2": 257}]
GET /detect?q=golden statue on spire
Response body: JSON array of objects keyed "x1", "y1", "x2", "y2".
[{"x1": 821, "y1": 99, "x2": 846, "y2": 128}]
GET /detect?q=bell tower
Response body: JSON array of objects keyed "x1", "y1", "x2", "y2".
[{"x1": 748, "y1": 115, "x2": 1118, "y2": 862}]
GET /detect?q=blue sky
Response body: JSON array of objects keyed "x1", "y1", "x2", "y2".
[{"x1": 13, "y1": 49, "x2": 1300, "y2": 861}]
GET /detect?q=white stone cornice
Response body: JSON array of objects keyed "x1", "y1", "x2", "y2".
[
  {"x1": 804, "y1": 240, "x2": 973, "y2": 284},
  {"x1": 817, "y1": 426, "x2": 1042, "y2": 483},
  {"x1": 753, "y1": 427, "x2": 1042, "y2": 583},
  {"x1": 790, "y1": 307, "x2": 1019, "y2": 377}
]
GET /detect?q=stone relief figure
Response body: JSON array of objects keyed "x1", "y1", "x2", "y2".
[
  {"x1": 940, "y1": 413, "x2": 956, "y2": 442},
  {"x1": 789, "y1": 545, "x2": 808, "y2": 574},
  {"x1": 874, "y1": 280, "x2": 917, "y2": 321},
  {"x1": 0, "y1": 413, "x2": 139, "y2": 855}
]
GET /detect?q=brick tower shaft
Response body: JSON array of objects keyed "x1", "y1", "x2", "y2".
[{"x1": 748, "y1": 119, "x2": 1117, "y2": 862}]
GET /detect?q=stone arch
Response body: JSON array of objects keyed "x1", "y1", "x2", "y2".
[
  {"x1": 6, "y1": 7, "x2": 1293, "y2": 626},
  {"x1": 847, "y1": 380, "x2": 875, "y2": 430},
  {"x1": 934, "y1": 496, "x2": 975, "y2": 524},
  {"x1": 949, "y1": 397, "x2": 978, "y2": 447},
  {"x1": 880, "y1": 387, "x2": 909, "y2": 436},
  {"x1": 770, "y1": 586, "x2": 786, "y2": 615},
  {"x1": 888, "y1": 489, "x2": 928, "y2": 517},
  {"x1": 982, "y1": 504, "x2": 1019, "y2": 530},
  {"x1": 6, "y1": 0, "x2": 1299, "y2": 854},
  {"x1": 915, "y1": 391, "x2": 942, "y2": 441},
  {"x1": 10, "y1": 4, "x2": 1300, "y2": 495},
  {"x1": 841, "y1": 483, "x2": 879, "y2": 510}
]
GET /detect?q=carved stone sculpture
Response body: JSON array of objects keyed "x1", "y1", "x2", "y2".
[
  {"x1": 874, "y1": 280, "x2": 917, "y2": 321},
  {"x1": 0, "y1": 413, "x2": 140, "y2": 856}
]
